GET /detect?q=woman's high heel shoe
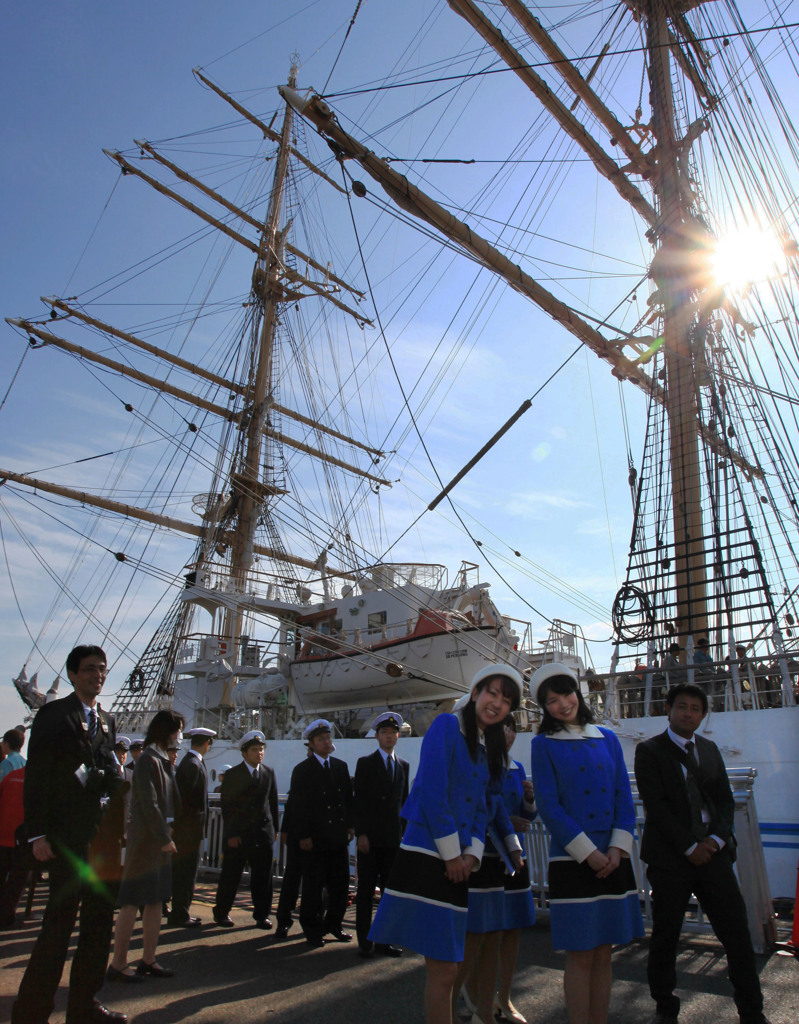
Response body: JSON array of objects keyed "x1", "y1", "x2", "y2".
[
  {"x1": 494, "y1": 996, "x2": 527, "y2": 1024},
  {"x1": 460, "y1": 987, "x2": 478, "y2": 1014}
]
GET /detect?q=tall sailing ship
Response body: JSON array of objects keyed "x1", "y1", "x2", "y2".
[{"x1": 4, "y1": 2, "x2": 798, "y2": 898}]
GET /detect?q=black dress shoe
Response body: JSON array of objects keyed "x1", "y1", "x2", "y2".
[
  {"x1": 254, "y1": 917, "x2": 273, "y2": 929},
  {"x1": 167, "y1": 915, "x2": 202, "y2": 928},
  {"x1": 305, "y1": 934, "x2": 325, "y2": 948},
  {"x1": 89, "y1": 1004, "x2": 128, "y2": 1024},
  {"x1": 106, "y1": 965, "x2": 145, "y2": 984},
  {"x1": 329, "y1": 929, "x2": 352, "y2": 942},
  {"x1": 136, "y1": 961, "x2": 174, "y2": 978},
  {"x1": 358, "y1": 945, "x2": 375, "y2": 959},
  {"x1": 274, "y1": 925, "x2": 289, "y2": 939},
  {"x1": 213, "y1": 913, "x2": 235, "y2": 928},
  {"x1": 375, "y1": 943, "x2": 402, "y2": 957}
]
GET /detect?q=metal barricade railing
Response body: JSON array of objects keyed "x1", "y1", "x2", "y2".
[
  {"x1": 524, "y1": 768, "x2": 775, "y2": 952},
  {"x1": 202, "y1": 771, "x2": 776, "y2": 952}
]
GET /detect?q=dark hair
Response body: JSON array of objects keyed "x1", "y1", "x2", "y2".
[
  {"x1": 144, "y1": 710, "x2": 184, "y2": 749},
  {"x1": 536, "y1": 674, "x2": 594, "y2": 734},
  {"x1": 461, "y1": 674, "x2": 520, "y2": 781},
  {"x1": 3, "y1": 728, "x2": 24, "y2": 751},
  {"x1": 665, "y1": 682, "x2": 708, "y2": 714},
  {"x1": 191, "y1": 734, "x2": 212, "y2": 749},
  {"x1": 66, "y1": 645, "x2": 107, "y2": 674}
]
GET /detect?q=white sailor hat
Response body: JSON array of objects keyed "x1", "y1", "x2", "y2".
[
  {"x1": 371, "y1": 711, "x2": 404, "y2": 732},
  {"x1": 452, "y1": 664, "x2": 524, "y2": 712},
  {"x1": 240, "y1": 730, "x2": 266, "y2": 750},
  {"x1": 302, "y1": 718, "x2": 333, "y2": 742},
  {"x1": 114, "y1": 735, "x2": 131, "y2": 750},
  {"x1": 219, "y1": 764, "x2": 232, "y2": 774},
  {"x1": 129, "y1": 737, "x2": 145, "y2": 749},
  {"x1": 186, "y1": 727, "x2": 217, "y2": 738},
  {"x1": 530, "y1": 661, "x2": 579, "y2": 704}
]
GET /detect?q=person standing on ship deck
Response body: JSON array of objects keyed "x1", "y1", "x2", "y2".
[
  {"x1": 212, "y1": 730, "x2": 278, "y2": 930},
  {"x1": 169, "y1": 727, "x2": 215, "y2": 928},
  {"x1": 353, "y1": 711, "x2": 409, "y2": 958},
  {"x1": 530, "y1": 663, "x2": 644, "y2": 1024},
  {"x1": 108, "y1": 709, "x2": 184, "y2": 981},
  {"x1": 289, "y1": 719, "x2": 354, "y2": 947},
  {"x1": 461, "y1": 713, "x2": 536, "y2": 1024},
  {"x1": 11, "y1": 645, "x2": 127, "y2": 1024},
  {"x1": 368, "y1": 665, "x2": 524, "y2": 1024},
  {"x1": 634, "y1": 683, "x2": 770, "y2": 1024}
]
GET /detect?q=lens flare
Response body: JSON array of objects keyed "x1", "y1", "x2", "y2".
[{"x1": 710, "y1": 225, "x2": 785, "y2": 290}]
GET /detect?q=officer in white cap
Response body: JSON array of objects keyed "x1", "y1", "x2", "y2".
[
  {"x1": 353, "y1": 712, "x2": 408, "y2": 958},
  {"x1": 212, "y1": 730, "x2": 278, "y2": 930},
  {"x1": 113, "y1": 735, "x2": 131, "y2": 772},
  {"x1": 168, "y1": 727, "x2": 216, "y2": 927},
  {"x1": 287, "y1": 719, "x2": 354, "y2": 946}
]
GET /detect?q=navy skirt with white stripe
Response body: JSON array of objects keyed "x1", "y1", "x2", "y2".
[
  {"x1": 368, "y1": 846, "x2": 469, "y2": 960},
  {"x1": 466, "y1": 855, "x2": 536, "y2": 932},
  {"x1": 548, "y1": 855, "x2": 643, "y2": 951}
]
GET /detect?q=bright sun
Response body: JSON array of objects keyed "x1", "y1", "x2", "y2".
[{"x1": 710, "y1": 225, "x2": 786, "y2": 290}]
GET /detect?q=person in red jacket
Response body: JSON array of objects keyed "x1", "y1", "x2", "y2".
[{"x1": 0, "y1": 765, "x2": 29, "y2": 928}]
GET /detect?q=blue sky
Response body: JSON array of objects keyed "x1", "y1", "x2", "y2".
[{"x1": 2, "y1": 0, "x2": 752, "y2": 730}]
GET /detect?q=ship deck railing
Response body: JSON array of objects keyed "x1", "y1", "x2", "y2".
[
  {"x1": 589, "y1": 656, "x2": 798, "y2": 719},
  {"x1": 196, "y1": 769, "x2": 775, "y2": 953}
]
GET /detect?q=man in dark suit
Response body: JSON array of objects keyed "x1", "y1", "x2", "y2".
[
  {"x1": 169, "y1": 727, "x2": 215, "y2": 928},
  {"x1": 212, "y1": 730, "x2": 278, "y2": 930},
  {"x1": 12, "y1": 645, "x2": 127, "y2": 1024},
  {"x1": 353, "y1": 711, "x2": 409, "y2": 958},
  {"x1": 634, "y1": 683, "x2": 770, "y2": 1024},
  {"x1": 288, "y1": 719, "x2": 354, "y2": 947}
]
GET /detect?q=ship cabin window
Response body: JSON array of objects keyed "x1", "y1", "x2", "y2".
[{"x1": 368, "y1": 611, "x2": 387, "y2": 634}]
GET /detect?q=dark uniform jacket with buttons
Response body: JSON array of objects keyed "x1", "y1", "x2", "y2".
[
  {"x1": 288, "y1": 755, "x2": 353, "y2": 850},
  {"x1": 634, "y1": 730, "x2": 736, "y2": 868},
  {"x1": 219, "y1": 761, "x2": 278, "y2": 847},
  {"x1": 530, "y1": 725, "x2": 636, "y2": 861},
  {"x1": 24, "y1": 691, "x2": 121, "y2": 853},
  {"x1": 174, "y1": 750, "x2": 209, "y2": 848},
  {"x1": 353, "y1": 749, "x2": 409, "y2": 847}
]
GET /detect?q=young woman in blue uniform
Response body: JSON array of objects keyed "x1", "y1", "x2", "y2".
[
  {"x1": 369, "y1": 664, "x2": 523, "y2": 1024},
  {"x1": 461, "y1": 715, "x2": 536, "y2": 1024},
  {"x1": 530, "y1": 663, "x2": 643, "y2": 1024}
]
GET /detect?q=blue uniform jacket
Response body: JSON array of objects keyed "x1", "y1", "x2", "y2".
[
  {"x1": 485, "y1": 759, "x2": 536, "y2": 855},
  {"x1": 530, "y1": 725, "x2": 635, "y2": 863},
  {"x1": 400, "y1": 712, "x2": 519, "y2": 865}
]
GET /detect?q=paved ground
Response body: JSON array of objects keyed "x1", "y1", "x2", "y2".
[{"x1": 1, "y1": 880, "x2": 796, "y2": 1024}]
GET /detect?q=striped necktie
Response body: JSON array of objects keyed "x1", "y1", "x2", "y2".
[{"x1": 87, "y1": 708, "x2": 98, "y2": 740}]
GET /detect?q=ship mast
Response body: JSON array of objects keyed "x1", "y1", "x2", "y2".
[
  {"x1": 222, "y1": 62, "x2": 298, "y2": 666},
  {"x1": 645, "y1": 1, "x2": 708, "y2": 644}
]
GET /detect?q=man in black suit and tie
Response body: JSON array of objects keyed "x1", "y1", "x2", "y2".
[
  {"x1": 353, "y1": 711, "x2": 409, "y2": 958},
  {"x1": 212, "y1": 730, "x2": 278, "y2": 929},
  {"x1": 634, "y1": 683, "x2": 770, "y2": 1024},
  {"x1": 169, "y1": 726, "x2": 216, "y2": 928},
  {"x1": 288, "y1": 719, "x2": 354, "y2": 947},
  {"x1": 12, "y1": 645, "x2": 127, "y2": 1024}
]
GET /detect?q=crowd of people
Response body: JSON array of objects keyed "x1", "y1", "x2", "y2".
[{"x1": 0, "y1": 645, "x2": 772, "y2": 1024}]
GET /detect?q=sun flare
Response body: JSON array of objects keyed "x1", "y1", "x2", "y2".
[{"x1": 710, "y1": 225, "x2": 786, "y2": 290}]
